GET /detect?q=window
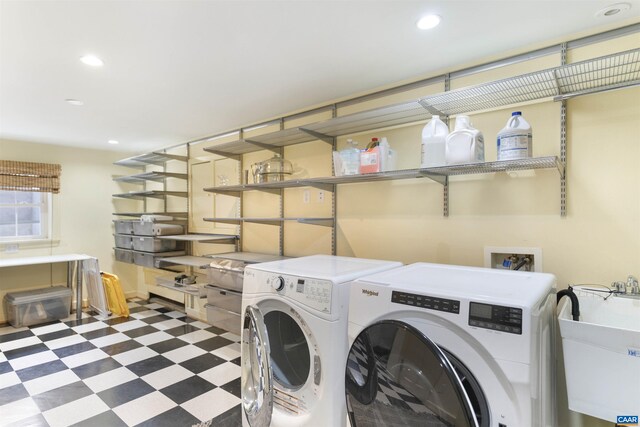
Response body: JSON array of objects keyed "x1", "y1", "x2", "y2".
[{"x1": 0, "y1": 190, "x2": 51, "y2": 241}]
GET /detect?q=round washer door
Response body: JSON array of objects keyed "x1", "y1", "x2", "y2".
[
  {"x1": 345, "y1": 320, "x2": 479, "y2": 427},
  {"x1": 241, "y1": 305, "x2": 273, "y2": 427},
  {"x1": 263, "y1": 309, "x2": 312, "y2": 391}
]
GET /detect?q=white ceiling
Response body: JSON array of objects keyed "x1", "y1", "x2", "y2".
[{"x1": 1, "y1": 0, "x2": 639, "y2": 153}]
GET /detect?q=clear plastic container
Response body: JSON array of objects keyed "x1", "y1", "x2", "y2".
[
  {"x1": 339, "y1": 139, "x2": 360, "y2": 175},
  {"x1": 4, "y1": 286, "x2": 72, "y2": 327},
  {"x1": 445, "y1": 115, "x2": 485, "y2": 165},
  {"x1": 497, "y1": 111, "x2": 532, "y2": 161},
  {"x1": 421, "y1": 115, "x2": 449, "y2": 168}
]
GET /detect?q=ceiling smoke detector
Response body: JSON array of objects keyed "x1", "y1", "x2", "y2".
[{"x1": 595, "y1": 2, "x2": 631, "y2": 17}]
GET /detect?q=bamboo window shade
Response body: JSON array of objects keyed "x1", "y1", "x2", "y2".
[{"x1": 0, "y1": 160, "x2": 62, "y2": 193}]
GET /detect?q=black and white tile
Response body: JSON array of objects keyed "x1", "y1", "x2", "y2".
[{"x1": 0, "y1": 299, "x2": 241, "y2": 427}]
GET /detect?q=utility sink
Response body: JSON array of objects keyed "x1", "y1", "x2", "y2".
[{"x1": 558, "y1": 286, "x2": 640, "y2": 422}]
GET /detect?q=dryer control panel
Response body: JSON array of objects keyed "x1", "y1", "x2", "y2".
[
  {"x1": 469, "y1": 302, "x2": 522, "y2": 335},
  {"x1": 267, "y1": 274, "x2": 333, "y2": 314}
]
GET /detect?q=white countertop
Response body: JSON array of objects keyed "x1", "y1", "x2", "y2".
[{"x1": 0, "y1": 254, "x2": 93, "y2": 268}]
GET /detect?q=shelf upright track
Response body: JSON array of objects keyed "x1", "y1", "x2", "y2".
[
  {"x1": 278, "y1": 120, "x2": 285, "y2": 256},
  {"x1": 330, "y1": 104, "x2": 337, "y2": 255},
  {"x1": 239, "y1": 129, "x2": 245, "y2": 252},
  {"x1": 559, "y1": 42, "x2": 568, "y2": 217}
]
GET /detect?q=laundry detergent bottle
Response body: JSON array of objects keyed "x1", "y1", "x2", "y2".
[
  {"x1": 445, "y1": 115, "x2": 484, "y2": 165},
  {"x1": 421, "y1": 115, "x2": 449, "y2": 168},
  {"x1": 497, "y1": 111, "x2": 532, "y2": 161}
]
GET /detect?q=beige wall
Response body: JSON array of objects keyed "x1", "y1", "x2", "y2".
[{"x1": 0, "y1": 139, "x2": 139, "y2": 322}]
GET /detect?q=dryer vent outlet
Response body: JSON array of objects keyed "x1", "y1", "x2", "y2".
[{"x1": 484, "y1": 246, "x2": 542, "y2": 273}]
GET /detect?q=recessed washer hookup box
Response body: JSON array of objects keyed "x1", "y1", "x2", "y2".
[{"x1": 4, "y1": 286, "x2": 72, "y2": 328}]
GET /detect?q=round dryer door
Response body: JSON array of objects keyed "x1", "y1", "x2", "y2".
[
  {"x1": 241, "y1": 306, "x2": 273, "y2": 427},
  {"x1": 345, "y1": 320, "x2": 479, "y2": 427}
]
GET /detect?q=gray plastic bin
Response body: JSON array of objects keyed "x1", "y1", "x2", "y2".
[
  {"x1": 115, "y1": 248, "x2": 134, "y2": 263},
  {"x1": 132, "y1": 236, "x2": 179, "y2": 252},
  {"x1": 132, "y1": 222, "x2": 184, "y2": 236},
  {"x1": 113, "y1": 220, "x2": 135, "y2": 234},
  {"x1": 114, "y1": 234, "x2": 133, "y2": 249}
]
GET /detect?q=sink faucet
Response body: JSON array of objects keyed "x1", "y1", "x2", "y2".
[
  {"x1": 613, "y1": 281, "x2": 627, "y2": 294},
  {"x1": 612, "y1": 275, "x2": 640, "y2": 299},
  {"x1": 628, "y1": 275, "x2": 639, "y2": 295}
]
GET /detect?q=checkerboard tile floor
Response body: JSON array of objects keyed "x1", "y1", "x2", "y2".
[{"x1": 0, "y1": 299, "x2": 242, "y2": 427}]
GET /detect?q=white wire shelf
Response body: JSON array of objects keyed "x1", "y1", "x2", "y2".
[
  {"x1": 203, "y1": 179, "x2": 333, "y2": 195},
  {"x1": 112, "y1": 190, "x2": 188, "y2": 199},
  {"x1": 203, "y1": 217, "x2": 335, "y2": 227},
  {"x1": 114, "y1": 152, "x2": 188, "y2": 169},
  {"x1": 113, "y1": 172, "x2": 188, "y2": 183},
  {"x1": 202, "y1": 48, "x2": 639, "y2": 156},
  {"x1": 156, "y1": 282, "x2": 200, "y2": 296},
  {"x1": 112, "y1": 212, "x2": 188, "y2": 218},
  {"x1": 421, "y1": 156, "x2": 564, "y2": 179},
  {"x1": 201, "y1": 156, "x2": 563, "y2": 193},
  {"x1": 156, "y1": 234, "x2": 238, "y2": 242},
  {"x1": 304, "y1": 101, "x2": 431, "y2": 137},
  {"x1": 421, "y1": 48, "x2": 640, "y2": 115},
  {"x1": 156, "y1": 255, "x2": 214, "y2": 268}
]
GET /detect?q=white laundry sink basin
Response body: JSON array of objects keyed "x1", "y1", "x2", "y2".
[{"x1": 558, "y1": 287, "x2": 640, "y2": 422}]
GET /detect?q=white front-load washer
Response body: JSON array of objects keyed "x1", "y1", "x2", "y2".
[
  {"x1": 240, "y1": 255, "x2": 402, "y2": 427},
  {"x1": 345, "y1": 262, "x2": 556, "y2": 427}
]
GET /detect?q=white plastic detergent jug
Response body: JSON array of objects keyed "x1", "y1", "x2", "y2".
[
  {"x1": 339, "y1": 139, "x2": 360, "y2": 175},
  {"x1": 445, "y1": 115, "x2": 484, "y2": 165},
  {"x1": 421, "y1": 115, "x2": 448, "y2": 168},
  {"x1": 497, "y1": 111, "x2": 532, "y2": 161}
]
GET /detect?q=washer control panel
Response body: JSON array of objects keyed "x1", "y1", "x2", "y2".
[
  {"x1": 391, "y1": 291, "x2": 460, "y2": 314},
  {"x1": 268, "y1": 274, "x2": 332, "y2": 314},
  {"x1": 468, "y1": 302, "x2": 522, "y2": 335}
]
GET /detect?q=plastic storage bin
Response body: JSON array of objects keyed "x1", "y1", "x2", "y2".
[
  {"x1": 113, "y1": 220, "x2": 135, "y2": 234},
  {"x1": 133, "y1": 250, "x2": 186, "y2": 268},
  {"x1": 114, "y1": 234, "x2": 133, "y2": 249},
  {"x1": 132, "y1": 236, "x2": 179, "y2": 252},
  {"x1": 114, "y1": 248, "x2": 134, "y2": 263},
  {"x1": 132, "y1": 222, "x2": 184, "y2": 236},
  {"x1": 4, "y1": 286, "x2": 72, "y2": 327}
]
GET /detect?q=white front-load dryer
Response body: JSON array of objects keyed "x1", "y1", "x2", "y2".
[
  {"x1": 240, "y1": 255, "x2": 402, "y2": 427},
  {"x1": 345, "y1": 262, "x2": 556, "y2": 427}
]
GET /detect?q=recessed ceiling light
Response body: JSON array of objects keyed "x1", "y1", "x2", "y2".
[
  {"x1": 108, "y1": 140, "x2": 119, "y2": 145},
  {"x1": 65, "y1": 99, "x2": 84, "y2": 106},
  {"x1": 79, "y1": 55, "x2": 104, "y2": 67},
  {"x1": 595, "y1": 2, "x2": 631, "y2": 17},
  {"x1": 417, "y1": 14, "x2": 441, "y2": 30}
]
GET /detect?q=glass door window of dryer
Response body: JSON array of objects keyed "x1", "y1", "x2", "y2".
[
  {"x1": 263, "y1": 311, "x2": 311, "y2": 390},
  {"x1": 345, "y1": 320, "x2": 480, "y2": 427}
]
